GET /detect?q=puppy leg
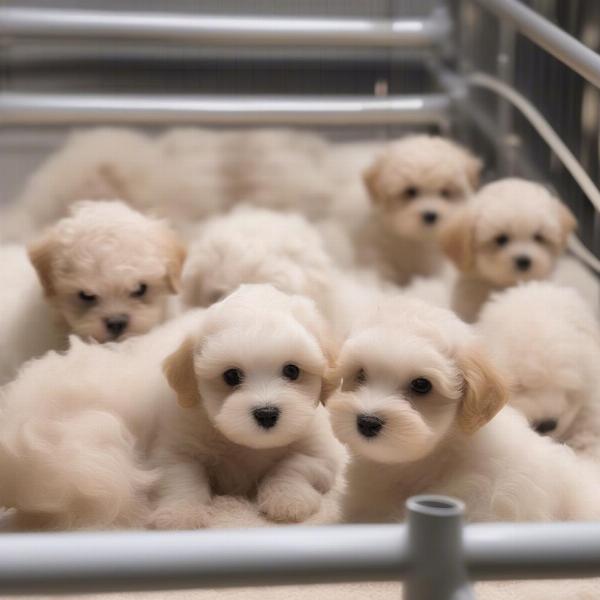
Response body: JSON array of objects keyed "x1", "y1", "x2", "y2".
[
  {"x1": 257, "y1": 453, "x2": 337, "y2": 523},
  {"x1": 150, "y1": 459, "x2": 212, "y2": 530}
]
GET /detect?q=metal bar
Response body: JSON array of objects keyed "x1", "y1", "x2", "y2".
[
  {"x1": 0, "y1": 7, "x2": 449, "y2": 48},
  {"x1": 473, "y1": 0, "x2": 600, "y2": 89},
  {"x1": 0, "y1": 93, "x2": 450, "y2": 126},
  {"x1": 3, "y1": 516, "x2": 600, "y2": 594}
]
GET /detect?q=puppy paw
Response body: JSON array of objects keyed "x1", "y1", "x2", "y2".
[
  {"x1": 149, "y1": 502, "x2": 211, "y2": 530},
  {"x1": 257, "y1": 480, "x2": 322, "y2": 523}
]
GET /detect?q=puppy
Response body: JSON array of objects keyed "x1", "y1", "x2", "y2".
[
  {"x1": 441, "y1": 178, "x2": 577, "y2": 322},
  {"x1": 181, "y1": 205, "x2": 336, "y2": 309},
  {"x1": 0, "y1": 309, "x2": 205, "y2": 529},
  {"x1": 0, "y1": 200, "x2": 185, "y2": 384},
  {"x1": 151, "y1": 284, "x2": 342, "y2": 529},
  {"x1": 478, "y1": 282, "x2": 600, "y2": 459},
  {"x1": 328, "y1": 294, "x2": 600, "y2": 523},
  {"x1": 3, "y1": 128, "x2": 160, "y2": 240},
  {"x1": 357, "y1": 135, "x2": 481, "y2": 284}
]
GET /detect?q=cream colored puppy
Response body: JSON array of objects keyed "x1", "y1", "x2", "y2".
[
  {"x1": 357, "y1": 135, "x2": 481, "y2": 284},
  {"x1": 478, "y1": 282, "x2": 600, "y2": 459},
  {"x1": 0, "y1": 309, "x2": 205, "y2": 529},
  {"x1": 151, "y1": 284, "x2": 342, "y2": 529},
  {"x1": 0, "y1": 200, "x2": 185, "y2": 384},
  {"x1": 3, "y1": 128, "x2": 160, "y2": 239},
  {"x1": 182, "y1": 205, "x2": 336, "y2": 309},
  {"x1": 441, "y1": 178, "x2": 577, "y2": 322},
  {"x1": 328, "y1": 295, "x2": 600, "y2": 523}
]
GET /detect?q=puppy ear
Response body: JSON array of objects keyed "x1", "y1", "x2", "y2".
[
  {"x1": 27, "y1": 233, "x2": 58, "y2": 297},
  {"x1": 556, "y1": 202, "x2": 577, "y2": 247},
  {"x1": 464, "y1": 155, "x2": 483, "y2": 191},
  {"x1": 440, "y1": 207, "x2": 476, "y2": 271},
  {"x1": 362, "y1": 159, "x2": 382, "y2": 205},
  {"x1": 162, "y1": 337, "x2": 200, "y2": 408},
  {"x1": 161, "y1": 229, "x2": 188, "y2": 294},
  {"x1": 457, "y1": 346, "x2": 508, "y2": 434}
]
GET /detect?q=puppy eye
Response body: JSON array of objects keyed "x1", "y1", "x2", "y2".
[
  {"x1": 356, "y1": 368, "x2": 367, "y2": 384},
  {"x1": 495, "y1": 234, "x2": 510, "y2": 247},
  {"x1": 410, "y1": 377, "x2": 432, "y2": 395},
  {"x1": 130, "y1": 283, "x2": 148, "y2": 298},
  {"x1": 533, "y1": 233, "x2": 546, "y2": 244},
  {"x1": 282, "y1": 363, "x2": 301, "y2": 381},
  {"x1": 223, "y1": 368, "x2": 244, "y2": 387},
  {"x1": 403, "y1": 186, "x2": 419, "y2": 200},
  {"x1": 78, "y1": 290, "x2": 98, "y2": 304},
  {"x1": 440, "y1": 188, "x2": 453, "y2": 199}
]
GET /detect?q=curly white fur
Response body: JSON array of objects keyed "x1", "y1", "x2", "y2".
[
  {"x1": 328, "y1": 294, "x2": 600, "y2": 523},
  {"x1": 478, "y1": 282, "x2": 600, "y2": 460},
  {"x1": 182, "y1": 205, "x2": 336, "y2": 310}
]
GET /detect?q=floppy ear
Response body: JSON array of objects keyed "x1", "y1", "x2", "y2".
[
  {"x1": 362, "y1": 159, "x2": 383, "y2": 205},
  {"x1": 457, "y1": 346, "x2": 508, "y2": 434},
  {"x1": 162, "y1": 336, "x2": 200, "y2": 408},
  {"x1": 161, "y1": 229, "x2": 187, "y2": 294},
  {"x1": 27, "y1": 233, "x2": 58, "y2": 297},
  {"x1": 556, "y1": 202, "x2": 577, "y2": 248},
  {"x1": 440, "y1": 207, "x2": 477, "y2": 272},
  {"x1": 464, "y1": 155, "x2": 483, "y2": 192}
]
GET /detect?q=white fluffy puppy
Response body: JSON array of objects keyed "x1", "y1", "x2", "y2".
[
  {"x1": 478, "y1": 282, "x2": 600, "y2": 458},
  {"x1": 356, "y1": 135, "x2": 481, "y2": 284},
  {"x1": 181, "y1": 205, "x2": 336, "y2": 309},
  {"x1": 3, "y1": 128, "x2": 160, "y2": 239},
  {"x1": 328, "y1": 295, "x2": 600, "y2": 523},
  {"x1": 0, "y1": 309, "x2": 205, "y2": 529},
  {"x1": 0, "y1": 200, "x2": 185, "y2": 384},
  {"x1": 152, "y1": 284, "x2": 342, "y2": 529},
  {"x1": 441, "y1": 178, "x2": 577, "y2": 322}
]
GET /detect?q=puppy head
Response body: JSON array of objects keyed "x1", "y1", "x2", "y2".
[
  {"x1": 28, "y1": 200, "x2": 186, "y2": 342},
  {"x1": 328, "y1": 298, "x2": 507, "y2": 464},
  {"x1": 479, "y1": 282, "x2": 600, "y2": 441},
  {"x1": 363, "y1": 135, "x2": 481, "y2": 242},
  {"x1": 163, "y1": 284, "x2": 338, "y2": 449},
  {"x1": 181, "y1": 207, "x2": 331, "y2": 308},
  {"x1": 442, "y1": 178, "x2": 576, "y2": 286}
]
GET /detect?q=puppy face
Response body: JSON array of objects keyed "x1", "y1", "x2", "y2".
[
  {"x1": 164, "y1": 285, "x2": 338, "y2": 449},
  {"x1": 442, "y1": 179, "x2": 576, "y2": 286},
  {"x1": 328, "y1": 303, "x2": 507, "y2": 464},
  {"x1": 363, "y1": 136, "x2": 481, "y2": 242},
  {"x1": 28, "y1": 200, "x2": 186, "y2": 342}
]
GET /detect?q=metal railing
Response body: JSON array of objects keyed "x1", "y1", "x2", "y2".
[{"x1": 3, "y1": 496, "x2": 600, "y2": 599}]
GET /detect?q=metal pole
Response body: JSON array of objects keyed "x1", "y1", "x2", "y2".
[
  {"x1": 404, "y1": 496, "x2": 474, "y2": 600},
  {"x1": 0, "y1": 7, "x2": 449, "y2": 48},
  {"x1": 473, "y1": 0, "x2": 600, "y2": 89},
  {"x1": 0, "y1": 92, "x2": 451, "y2": 126}
]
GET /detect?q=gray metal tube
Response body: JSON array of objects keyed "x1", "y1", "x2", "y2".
[
  {"x1": 0, "y1": 7, "x2": 448, "y2": 48},
  {"x1": 0, "y1": 92, "x2": 451, "y2": 126},
  {"x1": 473, "y1": 0, "x2": 600, "y2": 89},
  {"x1": 0, "y1": 525, "x2": 410, "y2": 595},
  {"x1": 405, "y1": 496, "x2": 474, "y2": 600}
]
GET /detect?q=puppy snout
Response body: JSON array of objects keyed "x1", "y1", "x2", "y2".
[
  {"x1": 252, "y1": 406, "x2": 280, "y2": 430},
  {"x1": 533, "y1": 419, "x2": 558, "y2": 435},
  {"x1": 356, "y1": 414, "x2": 385, "y2": 438},
  {"x1": 104, "y1": 314, "x2": 129, "y2": 338},
  {"x1": 421, "y1": 211, "x2": 438, "y2": 225},
  {"x1": 514, "y1": 255, "x2": 532, "y2": 272}
]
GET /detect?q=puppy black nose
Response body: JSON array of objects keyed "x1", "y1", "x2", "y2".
[
  {"x1": 514, "y1": 255, "x2": 532, "y2": 271},
  {"x1": 252, "y1": 406, "x2": 280, "y2": 430},
  {"x1": 533, "y1": 419, "x2": 558, "y2": 435},
  {"x1": 104, "y1": 315, "x2": 129, "y2": 337},
  {"x1": 356, "y1": 414, "x2": 385, "y2": 438},
  {"x1": 422, "y1": 211, "x2": 438, "y2": 225}
]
